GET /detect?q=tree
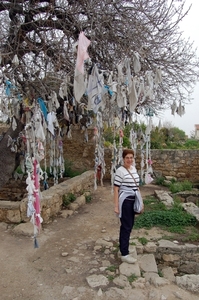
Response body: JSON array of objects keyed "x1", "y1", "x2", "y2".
[
  {"x1": 0, "y1": 0, "x2": 199, "y2": 187},
  {"x1": 0, "y1": 0, "x2": 198, "y2": 110}
]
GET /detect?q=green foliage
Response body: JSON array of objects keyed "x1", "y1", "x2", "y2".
[
  {"x1": 104, "y1": 140, "x2": 112, "y2": 147},
  {"x1": 43, "y1": 159, "x2": 84, "y2": 179},
  {"x1": 143, "y1": 196, "x2": 167, "y2": 211},
  {"x1": 127, "y1": 274, "x2": 138, "y2": 283},
  {"x1": 154, "y1": 176, "x2": 166, "y2": 186},
  {"x1": 182, "y1": 231, "x2": 199, "y2": 242},
  {"x1": 130, "y1": 241, "x2": 136, "y2": 246},
  {"x1": 167, "y1": 226, "x2": 185, "y2": 234},
  {"x1": 169, "y1": 180, "x2": 193, "y2": 193},
  {"x1": 134, "y1": 209, "x2": 197, "y2": 230},
  {"x1": 150, "y1": 127, "x2": 166, "y2": 149},
  {"x1": 122, "y1": 136, "x2": 131, "y2": 148},
  {"x1": 107, "y1": 275, "x2": 115, "y2": 281},
  {"x1": 103, "y1": 123, "x2": 199, "y2": 150},
  {"x1": 15, "y1": 165, "x2": 24, "y2": 174},
  {"x1": 150, "y1": 126, "x2": 199, "y2": 149},
  {"x1": 85, "y1": 194, "x2": 92, "y2": 203},
  {"x1": 161, "y1": 235, "x2": 175, "y2": 241},
  {"x1": 103, "y1": 126, "x2": 114, "y2": 144},
  {"x1": 123, "y1": 123, "x2": 133, "y2": 138},
  {"x1": 138, "y1": 237, "x2": 148, "y2": 245},
  {"x1": 158, "y1": 270, "x2": 163, "y2": 277},
  {"x1": 63, "y1": 159, "x2": 84, "y2": 178},
  {"x1": 106, "y1": 265, "x2": 117, "y2": 272},
  {"x1": 62, "y1": 192, "x2": 76, "y2": 207},
  {"x1": 183, "y1": 139, "x2": 199, "y2": 149}
]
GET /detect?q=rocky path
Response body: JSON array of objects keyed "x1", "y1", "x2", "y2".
[{"x1": 0, "y1": 183, "x2": 199, "y2": 300}]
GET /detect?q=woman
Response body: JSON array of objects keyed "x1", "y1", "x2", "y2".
[{"x1": 114, "y1": 149, "x2": 143, "y2": 264}]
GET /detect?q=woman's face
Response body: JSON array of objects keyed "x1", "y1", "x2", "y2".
[{"x1": 123, "y1": 153, "x2": 134, "y2": 169}]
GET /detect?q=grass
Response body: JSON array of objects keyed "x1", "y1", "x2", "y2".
[
  {"x1": 107, "y1": 275, "x2": 115, "y2": 281},
  {"x1": 158, "y1": 269, "x2": 163, "y2": 277},
  {"x1": 127, "y1": 274, "x2": 138, "y2": 283},
  {"x1": 106, "y1": 265, "x2": 117, "y2": 272},
  {"x1": 138, "y1": 237, "x2": 148, "y2": 245},
  {"x1": 169, "y1": 180, "x2": 193, "y2": 193},
  {"x1": 62, "y1": 192, "x2": 76, "y2": 207},
  {"x1": 85, "y1": 194, "x2": 92, "y2": 203},
  {"x1": 134, "y1": 195, "x2": 199, "y2": 243}
]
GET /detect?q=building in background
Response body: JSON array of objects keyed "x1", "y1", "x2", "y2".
[{"x1": 194, "y1": 124, "x2": 199, "y2": 139}]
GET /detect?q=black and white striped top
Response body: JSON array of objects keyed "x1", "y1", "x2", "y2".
[{"x1": 114, "y1": 165, "x2": 139, "y2": 189}]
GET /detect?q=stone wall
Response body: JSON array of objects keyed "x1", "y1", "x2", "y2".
[
  {"x1": 150, "y1": 150, "x2": 199, "y2": 182},
  {"x1": 44, "y1": 127, "x2": 199, "y2": 183},
  {"x1": 156, "y1": 240, "x2": 199, "y2": 275},
  {"x1": 0, "y1": 170, "x2": 94, "y2": 224}
]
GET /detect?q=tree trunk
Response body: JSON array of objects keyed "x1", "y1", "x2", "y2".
[{"x1": 0, "y1": 120, "x2": 23, "y2": 189}]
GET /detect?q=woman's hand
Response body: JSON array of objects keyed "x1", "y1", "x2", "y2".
[
  {"x1": 113, "y1": 186, "x2": 119, "y2": 215},
  {"x1": 141, "y1": 204, "x2": 144, "y2": 214},
  {"x1": 114, "y1": 205, "x2": 119, "y2": 215}
]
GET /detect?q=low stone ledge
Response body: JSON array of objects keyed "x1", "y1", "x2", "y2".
[
  {"x1": 0, "y1": 170, "x2": 94, "y2": 224},
  {"x1": 182, "y1": 202, "x2": 199, "y2": 221}
]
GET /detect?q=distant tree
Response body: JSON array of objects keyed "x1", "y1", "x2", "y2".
[
  {"x1": 151, "y1": 125, "x2": 187, "y2": 149},
  {"x1": 150, "y1": 126, "x2": 166, "y2": 149}
]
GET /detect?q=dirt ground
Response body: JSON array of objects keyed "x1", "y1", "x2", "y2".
[{"x1": 0, "y1": 182, "x2": 199, "y2": 300}]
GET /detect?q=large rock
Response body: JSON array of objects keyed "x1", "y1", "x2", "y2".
[
  {"x1": 138, "y1": 254, "x2": 158, "y2": 273},
  {"x1": 86, "y1": 274, "x2": 109, "y2": 288},
  {"x1": 154, "y1": 190, "x2": 174, "y2": 207},
  {"x1": 182, "y1": 202, "x2": 199, "y2": 221},
  {"x1": 176, "y1": 274, "x2": 199, "y2": 293},
  {"x1": 119, "y1": 262, "x2": 141, "y2": 277}
]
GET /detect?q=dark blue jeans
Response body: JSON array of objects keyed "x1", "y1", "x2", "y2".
[{"x1": 119, "y1": 199, "x2": 135, "y2": 256}]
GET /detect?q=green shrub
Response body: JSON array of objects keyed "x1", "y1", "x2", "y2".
[
  {"x1": 134, "y1": 210, "x2": 197, "y2": 229},
  {"x1": 169, "y1": 180, "x2": 192, "y2": 193},
  {"x1": 138, "y1": 237, "x2": 148, "y2": 245},
  {"x1": 127, "y1": 274, "x2": 138, "y2": 283},
  {"x1": 106, "y1": 265, "x2": 117, "y2": 272},
  {"x1": 144, "y1": 196, "x2": 167, "y2": 211},
  {"x1": 85, "y1": 194, "x2": 92, "y2": 203},
  {"x1": 62, "y1": 193, "x2": 76, "y2": 207},
  {"x1": 63, "y1": 159, "x2": 84, "y2": 178},
  {"x1": 155, "y1": 176, "x2": 165, "y2": 186}
]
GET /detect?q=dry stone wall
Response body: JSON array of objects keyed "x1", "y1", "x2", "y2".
[
  {"x1": 150, "y1": 150, "x2": 199, "y2": 183},
  {"x1": 61, "y1": 129, "x2": 199, "y2": 182},
  {"x1": 0, "y1": 170, "x2": 94, "y2": 224}
]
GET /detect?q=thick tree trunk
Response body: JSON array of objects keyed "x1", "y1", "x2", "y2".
[{"x1": 0, "y1": 120, "x2": 23, "y2": 189}]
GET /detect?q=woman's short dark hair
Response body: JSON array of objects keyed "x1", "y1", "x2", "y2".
[{"x1": 122, "y1": 149, "x2": 134, "y2": 158}]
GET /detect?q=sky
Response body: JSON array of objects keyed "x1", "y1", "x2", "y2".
[{"x1": 153, "y1": 0, "x2": 199, "y2": 137}]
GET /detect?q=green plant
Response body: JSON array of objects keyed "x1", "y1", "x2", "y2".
[
  {"x1": 112, "y1": 243, "x2": 120, "y2": 253},
  {"x1": 63, "y1": 159, "x2": 85, "y2": 178},
  {"x1": 62, "y1": 193, "x2": 76, "y2": 207},
  {"x1": 144, "y1": 196, "x2": 167, "y2": 211},
  {"x1": 15, "y1": 165, "x2": 24, "y2": 174},
  {"x1": 85, "y1": 194, "x2": 92, "y2": 203},
  {"x1": 107, "y1": 275, "x2": 115, "y2": 281},
  {"x1": 181, "y1": 228, "x2": 199, "y2": 242},
  {"x1": 138, "y1": 237, "x2": 148, "y2": 245},
  {"x1": 129, "y1": 241, "x2": 136, "y2": 246},
  {"x1": 169, "y1": 180, "x2": 192, "y2": 193},
  {"x1": 134, "y1": 209, "x2": 197, "y2": 229},
  {"x1": 127, "y1": 274, "x2": 137, "y2": 283},
  {"x1": 155, "y1": 176, "x2": 165, "y2": 186},
  {"x1": 167, "y1": 226, "x2": 185, "y2": 234},
  {"x1": 106, "y1": 265, "x2": 117, "y2": 272},
  {"x1": 158, "y1": 269, "x2": 163, "y2": 277},
  {"x1": 104, "y1": 140, "x2": 112, "y2": 147}
]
